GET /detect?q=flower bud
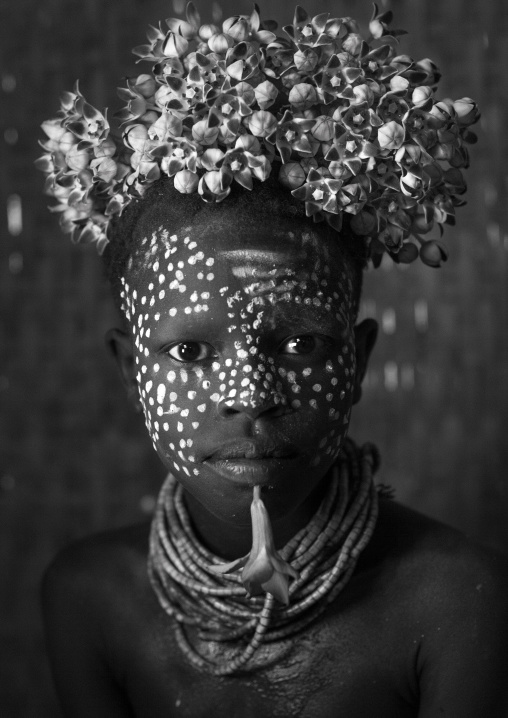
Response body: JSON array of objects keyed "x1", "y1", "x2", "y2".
[
  {"x1": 208, "y1": 32, "x2": 233, "y2": 54},
  {"x1": 281, "y1": 70, "x2": 302, "y2": 90},
  {"x1": 369, "y1": 18, "x2": 385, "y2": 39},
  {"x1": 92, "y1": 156, "x2": 118, "y2": 183},
  {"x1": 378, "y1": 121, "x2": 405, "y2": 150},
  {"x1": 196, "y1": 41, "x2": 210, "y2": 54},
  {"x1": 235, "y1": 134, "x2": 261, "y2": 153},
  {"x1": 183, "y1": 51, "x2": 199, "y2": 71},
  {"x1": 124, "y1": 124, "x2": 148, "y2": 152},
  {"x1": 198, "y1": 23, "x2": 220, "y2": 41},
  {"x1": 342, "y1": 32, "x2": 363, "y2": 55},
  {"x1": 201, "y1": 148, "x2": 225, "y2": 171},
  {"x1": 94, "y1": 136, "x2": 116, "y2": 158},
  {"x1": 351, "y1": 83, "x2": 374, "y2": 107},
  {"x1": 134, "y1": 74, "x2": 156, "y2": 98},
  {"x1": 191, "y1": 119, "x2": 220, "y2": 146},
  {"x1": 66, "y1": 145, "x2": 91, "y2": 172},
  {"x1": 311, "y1": 116, "x2": 335, "y2": 142},
  {"x1": 235, "y1": 81, "x2": 256, "y2": 106},
  {"x1": 294, "y1": 48, "x2": 319, "y2": 73},
  {"x1": 396, "y1": 242, "x2": 419, "y2": 263},
  {"x1": 162, "y1": 31, "x2": 189, "y2": 58},
  {"x1": 420, "y1": 240, "x2": 448, "y2": 267},
  {"x1": 350, "y1": 210, "x2": 376, "y2": 236},
  {"x1": 223, "y1": 16, "x2": 250, "y2": 42},
  {"x1": 412, "y1": 86, "x2": 433, "y2": 107},
  {"x1": 254, "y1": 80, "x2": 278, "y2": 110},
  {"x1": 411, "y1": 213, "x2": 433, "y2": 233},
  {"x1": 58, "y1": 131, "x2": 77, "y2": 154},
  {"x1": 278, "y1": 162, "x2": 306, "y2": 189},
  {"x1": 178, "y1": 20, "x2": 197, "y2": 40},
  {"x1": 288, "y1": 83, "x2": 318, "y2": 110},
  {"x1": 198, "y1": 170, "x2": 231, "y2": 202},
  {"x1": 390, "y1": 75, "x2": 409, "y2": 92},
  {"x1": 174, "y1": 169, "x2": 199, "y2": 193},
  {"x1": 138, "y1": 160, "x2": 160, "y2": 181},
  {"x1": 140, "y1": 110, "x2": 159, "y2": 125},
  {"x1": 453, "y1": 98, "x2": 479, "y2": 126},
  {"x1": 154, "y1": 85, "x2": 174, "y2": 110},
  {"x1": 248, "y1": 110, "x2": 278, "y2": 137},
  {"x1": 41, "y1": 119, "x2": 67, "y2": 143},
  {"x1": 205, "y1": 172, "x2": 222, "y2": 193},
  {"x1": 415, "y1": 58, "x2": 441, "y2": 85}
]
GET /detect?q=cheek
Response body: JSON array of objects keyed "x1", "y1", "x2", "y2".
[
  {"x1": 281, "y1": 334, "x2": 356, "y2": 468},
  {"x1": 136, "y1": 359, "x2": 219, "y2": 477}
]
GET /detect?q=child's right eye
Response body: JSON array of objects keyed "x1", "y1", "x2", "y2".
[{"x1": 166, "y1": 342, "x2": 214, "y2": 363}]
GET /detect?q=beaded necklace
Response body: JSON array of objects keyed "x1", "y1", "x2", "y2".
[{"x1": 148, "y1": 439, "x2": 380, "y2": 675}]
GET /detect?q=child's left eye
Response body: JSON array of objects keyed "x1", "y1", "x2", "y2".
[
  {"x1": 280, "y1": 335, "x2": 326, "y2": 355},
  {"x1": 166, "y1": 342, "x2": 213, "y2": 363}
]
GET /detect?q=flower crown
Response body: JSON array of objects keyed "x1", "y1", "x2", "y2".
[{"x1": 37, "y1": 3, "x2": 479, "y2": 267}]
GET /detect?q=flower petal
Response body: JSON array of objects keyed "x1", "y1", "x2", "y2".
[
  {"x1": 209, "y1": 555, "x2": 248, "y2": 574},
  {"x1": 261, "y1": 568, "x2": 290, "y2": 605}
]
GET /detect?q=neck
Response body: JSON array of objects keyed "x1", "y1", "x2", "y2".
[{"x1": 183, "y1": 479, "x2": 328, "y2": 560}]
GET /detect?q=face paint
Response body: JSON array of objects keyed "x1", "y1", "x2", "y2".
[{"x1": 119, "y1": 220, "x2": 358, "y2": 522}]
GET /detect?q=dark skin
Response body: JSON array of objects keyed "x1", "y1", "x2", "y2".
[{"x1": 42, "y1": 215, "x2": 508, "y2": 717}]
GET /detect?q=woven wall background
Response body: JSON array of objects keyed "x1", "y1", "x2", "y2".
[{"x1": 1, "y1": 0, "x2": 507, "y2": 714}]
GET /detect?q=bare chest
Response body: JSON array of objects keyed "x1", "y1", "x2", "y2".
[{"x1": 113, "y1": 606, "x2": 418, "y2": 718}]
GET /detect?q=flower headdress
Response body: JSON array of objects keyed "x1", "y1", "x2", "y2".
[{"x1": 37, "y1": 3, "x2": 479, "y2": 266}]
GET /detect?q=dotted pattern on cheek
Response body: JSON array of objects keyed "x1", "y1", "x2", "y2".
[{"x1": 119, "y1": 229, "x2": 358, "y2": 479}]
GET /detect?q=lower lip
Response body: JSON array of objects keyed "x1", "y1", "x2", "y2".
[{"x1": 205, "y1": 457, "x2": 299, "y2": 486}]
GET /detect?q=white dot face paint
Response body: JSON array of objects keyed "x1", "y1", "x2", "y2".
[{"x1": 120, "y1": 219, "x2": 359, "y2": 524}]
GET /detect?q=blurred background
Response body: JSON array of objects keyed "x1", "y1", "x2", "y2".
[{"x1": 1, "y1": 0, "x2": 507, "y2": 714}]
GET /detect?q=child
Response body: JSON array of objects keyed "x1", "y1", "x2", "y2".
[{"x1": 38, "y1": 4, "x2": 508, "y2": 716}]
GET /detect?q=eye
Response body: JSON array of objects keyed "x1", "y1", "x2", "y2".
[
  {"x1": 166, "y1": 341, "x2": 213, "y2": 363},
  {"x1": 280, "y1": 335, "x2": 321, "y2": 355}
]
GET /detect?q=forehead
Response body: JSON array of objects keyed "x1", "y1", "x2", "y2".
[{"x1": 127, "y1": 216, "x2": 354, "y2": 300}]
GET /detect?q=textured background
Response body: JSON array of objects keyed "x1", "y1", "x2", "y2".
[{"x1": 1, "y1": 0, "x2": 507, "y2": 714}]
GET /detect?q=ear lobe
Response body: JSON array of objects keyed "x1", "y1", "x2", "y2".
[
  {"x1": 105, "y1": 327, "x2": 142, "y2": 411},
  {"x1": 352, "y1": 318, "x2": 378, "y2": 405}
]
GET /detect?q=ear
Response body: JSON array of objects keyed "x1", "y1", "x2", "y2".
[
  {"x1": 352, "y1": 318, "x2": 378, "y2": 405},
  {"x1": 105, "y1": 327, "x2": 142, "y2": 412}
]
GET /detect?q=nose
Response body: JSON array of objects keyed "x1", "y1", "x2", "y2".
[{"x1": 217, "y1": 385, "x2": 288, "y2": 420}]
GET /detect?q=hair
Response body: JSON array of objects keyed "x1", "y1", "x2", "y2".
[{"x1": 102, "y1": 175, "x2": 369, "y2": 319}]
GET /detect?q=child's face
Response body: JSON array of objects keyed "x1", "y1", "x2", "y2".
[{"x1": 119, "y1": 216, "x2": 360, "y2": 523}]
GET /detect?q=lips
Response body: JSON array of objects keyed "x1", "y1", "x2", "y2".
[{"x1": 206, "y1": 438, "x2": 297, "y2": 461}]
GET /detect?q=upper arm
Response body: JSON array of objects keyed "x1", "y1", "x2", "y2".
[
  {"x1": 41, "y1": 547, "x2": 134, "y2": 718},
  {"x1": 416, "y1": 551, "x2": 508, "y2": 717}
]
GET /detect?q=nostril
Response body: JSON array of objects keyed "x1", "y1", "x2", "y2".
[
  {"x1": 219, "y1": 399, "x2": 289, "y2": 420},
  {"x1": 221, "y1": 405, "x2": 241, "y2": 417}
]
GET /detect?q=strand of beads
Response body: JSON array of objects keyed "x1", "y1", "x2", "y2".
[{"x1": 148, "y1": 438, "x2": 379, "y2": 675}]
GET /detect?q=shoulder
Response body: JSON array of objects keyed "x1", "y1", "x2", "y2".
[
  {"x1": 352, "y1": 498, "x2": 508, "y2": 645},
  {"x1": 365, "y1": 500, "x2": 508, "y2": 715},
  {"x1": 41, "y1": 522, "x2": 152, "y2": 627},
  {"x1": 376, "y1": 498, "x2": 508, "y2": 597},
  {"x1": 364, "y1": 498, "x2": 508, "y2": 622},
  {"x1": 41, "y1": 526, "x2": 153, "y2": 716},
  {"x1": 42, "y1": 521, "x2": 151, "y2": 585}
]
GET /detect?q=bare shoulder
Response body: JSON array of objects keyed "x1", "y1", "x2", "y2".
[
  {"x1": 41, "y1": 524, "x2": 154, "y2": 717},
  {"x1": 363, "y1": 499, "x2": 508, "y2": 716},
  {"x1": 41, "y1": 522, "x2": 154, "y2": 660},
  {"x1": 371, "y1": 498, "x2": 508, "y2": 605},
  {"x1": 42, "y1": 522, "x2": 152, "y2": 609}
]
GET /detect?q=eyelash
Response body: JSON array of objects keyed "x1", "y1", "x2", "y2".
[
  {"x1": 279, "y1": 335, "x2": 331, "y2": 356},
  {"x1": 164, "y1": 334, "x2": 332, "y2": 364},
  {"x1": 165, "y1": 342, "x2": 216, "y2": 363}
]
